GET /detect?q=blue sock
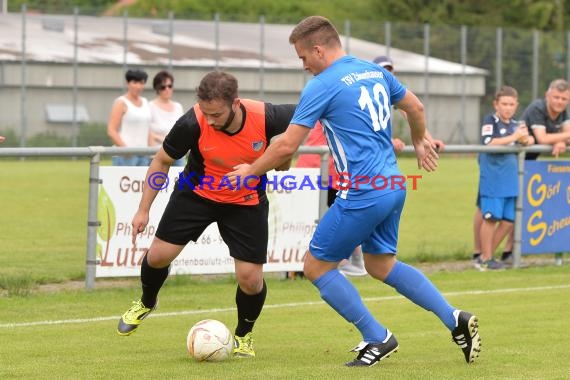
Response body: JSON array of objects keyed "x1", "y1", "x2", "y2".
[
  {"x1": 384, "y1": 261, "x2": 456, "y2": 330},
  {"x1": 313, "y1": 269, "x2": 387, "y2": 343}
]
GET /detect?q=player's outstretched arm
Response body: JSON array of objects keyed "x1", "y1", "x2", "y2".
[
  {"x1": 228, "y1": 124, "x2": 310, "y2": 185},
  {"x1": 270, "y1": 133, "x2": 294, "y2": 171}
]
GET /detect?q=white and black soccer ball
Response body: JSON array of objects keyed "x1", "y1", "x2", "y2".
[{"x1": 187, "y1": 319, "x2": 234, "y2": 362}]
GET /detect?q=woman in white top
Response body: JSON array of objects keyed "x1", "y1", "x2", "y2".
[
  {"x1": 107, "y1": 69, "x2": 152, "y2": 166},
  {"x1": 149, "y1": 70, "x2": 185, "y2": 166}
]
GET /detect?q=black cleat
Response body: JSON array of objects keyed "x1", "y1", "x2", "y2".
[
  {"x1": 345, "y1": 330, "x2": 399, "y2": 367},
  {"x1": 452, "y1": 310, "x2": 481, "y2": 363}
]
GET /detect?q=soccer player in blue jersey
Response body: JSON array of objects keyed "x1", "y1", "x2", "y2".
[
  {"x1": 477, "y1": 86, "x2": 534, "y2": 270},
  {"x1": 227, "y1": 16, "x2": 481, "y2": 367}
]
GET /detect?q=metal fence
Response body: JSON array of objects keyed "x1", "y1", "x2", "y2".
[
  {"x1": 0, "y1": 144, "x2": 560, "y2": 289},
  {"x1": 2, "y1": 7, "x2": 570, "y2": 147}
]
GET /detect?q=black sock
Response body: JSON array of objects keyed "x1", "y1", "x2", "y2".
[
  {"x1": 501, "y1": 251, "x2": 512, "y2": 260},
  {"x1": 235, "y1": 280, "x2": 267, "y2": 337},
  {"x1": 472, "y1": 252, "x2": 481, "y2": 260},
  {"x1": 140, "y1": 253, "x2": 169, "y2": 308}
]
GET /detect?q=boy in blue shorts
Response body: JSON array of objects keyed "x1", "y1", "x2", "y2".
[
  {"x1": 477, "y1": 86, "x2": 534, "y2": 270},
  {"x1": 228, "y1": 16, "x2": 481, "y2": 367}
]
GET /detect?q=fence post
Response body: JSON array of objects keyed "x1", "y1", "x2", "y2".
[
  {"x1": 122, "y1": 10, "x2": 128, "y2": 89},
  {"x1": 496, "y1": 27, "x2": 503, "y2": 91},
  {"x1": 513, "y1": 149, "x2": 526, "y2": 268},
  {"x1": 214, "y1": 13, "x2": 220, "y2": 69},
  {"x1": 72, "y1": 7, "x2": 79, "y2": 148},
  {"x1": 423, "y1": 23, "x2": 430, "y2": 133},
  {"x1": 384, "y1": 21, "x2": 391, "y2": 56},
  {"x1": 259, "y1": 15, "x2": 265, "y2": 99},
  {"x1": 168, "y1": 11, "x2": 174, "y2": 72},
  {"x1": 85, "y1": 149, "x2": 102, "y2": 290},
  {"x1": 532, "y1": 30, "x2": 539, "y2": 101},
  {"x1": 20, "y1": 4, "x2": 27, "y2": 148}
]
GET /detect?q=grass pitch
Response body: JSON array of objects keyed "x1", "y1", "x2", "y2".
[
  {"x1": 1, "y1": 267, "x2": 569, "y2": 379},
  {"x1": 1, "y1": 157, "x2": 569, "y2": 379}
]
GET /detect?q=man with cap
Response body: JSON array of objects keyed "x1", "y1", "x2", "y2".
[{"x1": 373, "y1": 55, "x2": 395, "y2": 71}]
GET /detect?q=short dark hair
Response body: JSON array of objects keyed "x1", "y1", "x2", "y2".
[
  {"x1": 153, "y1": 70, "x2": 174, "y2": 93},
  {"x1": 125, "y1": 69, "x2": 148, "y2": 83},
  {"x1": 289, "y1": 16, "x2": 341, "y2": 49},
  {"x1": 494, "y1": 86, "x2": 518, "y2": 101},
  {"x1": 196, "y1": 71, "x2": 238, "y2": 105}
]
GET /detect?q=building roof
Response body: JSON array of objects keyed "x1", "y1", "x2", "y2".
[{"x1": 0, "y1": 13, "x2": 486, "y2": 75}]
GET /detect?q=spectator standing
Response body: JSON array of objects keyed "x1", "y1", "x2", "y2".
[
  {"x1": 521, "y1": 78, "x2": 570, "y2": 160},
  {"x1": 476, "y1": 86, "x2": 534, "y2": 271},
  {"x1": 149, "y1": 70, "x2": 185, "y2": 167},
  {"x1": 107, "y1": 69, "x2": 152, "y2": 166},
  {"x1": 519, "y1": 78, "x2": 570, "y2": 265}
]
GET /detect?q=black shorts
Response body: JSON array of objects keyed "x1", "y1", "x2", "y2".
[
  {"x1": 155, "y1": 187, "x2": 269, "y2": 264},
  {"x1": 327, "y1": 188, "x2": 337, "y2": 208}
]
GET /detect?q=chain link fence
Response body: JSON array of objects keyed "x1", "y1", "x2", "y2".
[{"x1": 1, "y1": 6, "x2": 569, "y2": 147}]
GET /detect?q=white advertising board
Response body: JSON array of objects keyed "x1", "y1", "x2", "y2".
[{"x1": 96, "y1": 167, "x2": 321, "y2": 277}]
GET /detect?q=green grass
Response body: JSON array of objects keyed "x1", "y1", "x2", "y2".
[
  {"x1": 1, "y1": 157, "x2": 569, "y2": 379},
  {"x1": 399, "y1": 154, "x2": 479, "y2": 260},
  {"x1": 0, "y1": 158, "x2": 117, "y2": 287},
  {"x1": 0, "y1": 156, "x2": 481, "y2": 289},
  {"x1": 1, "y1": 267, "x2": 570, "y2": 379},
  {"x1": 0, "y1": 159, "x2": 91, "y2": 288}
]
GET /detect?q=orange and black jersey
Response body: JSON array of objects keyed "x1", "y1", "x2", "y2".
[{"x1": 163, "y1": 100, "x2": 296, "y2": 205}]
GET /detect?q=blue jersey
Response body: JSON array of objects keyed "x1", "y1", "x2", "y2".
[
  {"x1": 478, "y1": 114, "x2": 518, "y2": 197},
  {"x1": 291, "y1": 55, "x2": 406, "y2": 200}
]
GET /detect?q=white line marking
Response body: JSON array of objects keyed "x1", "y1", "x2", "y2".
[{"x1": 1, "y1": 284, "x2": 569, "y2": 329}]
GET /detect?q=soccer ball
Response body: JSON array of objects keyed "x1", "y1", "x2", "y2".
[{"x1": 187, "y1": 319, "x2": 234, "y2": 362}]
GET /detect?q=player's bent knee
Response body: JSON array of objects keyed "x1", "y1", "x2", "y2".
[
  {"x1": 235, "y1": 265, "x2": 264, "y2": 294},
  {"x1": 237, "y1": 277, "x2": 264, "y2": 294},
  {"x1": 147, "y1": 238, "x2": 184, "y2": 268},
  {"x1": 303, "y1": 251, "x2": 338, "y2": 281},
  {"x1": 364, "y1": 253, "x2": 396, "y2": 281}
]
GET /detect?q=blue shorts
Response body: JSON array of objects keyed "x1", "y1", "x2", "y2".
[
  {"x1": 480, "y1": 196, "x2": 515, "y2": 222},
  {"x1": 309, "y1": 190, "x2": 405, "y2": 262}
]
